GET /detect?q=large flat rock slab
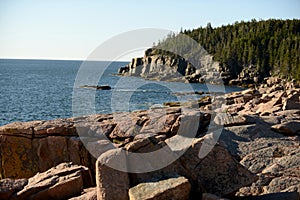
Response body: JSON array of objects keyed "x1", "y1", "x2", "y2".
[{"x1": 128, "y1": 176, "x2": 191, "y2": 200}]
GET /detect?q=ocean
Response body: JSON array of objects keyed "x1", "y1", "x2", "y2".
[{"x1": 0, "y1": 59, "x2": 243, "y2": 126}]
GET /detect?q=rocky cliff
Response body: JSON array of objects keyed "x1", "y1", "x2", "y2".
[{"x1": 118, "y1": 48, "x2": 262, "y2": 85}]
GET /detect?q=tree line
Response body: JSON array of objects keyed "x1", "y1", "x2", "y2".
[{"x1": 153, "y1": 19, "x2": 300, "y2": 81}]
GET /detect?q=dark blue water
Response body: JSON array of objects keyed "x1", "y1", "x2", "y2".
[{"x1": 0, "y1": 59, "x2": 243, "y2": 126}]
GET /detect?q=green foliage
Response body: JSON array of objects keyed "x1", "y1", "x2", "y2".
[{"x1": 153, "y1": 19, "x2": 300, "y2": 81}]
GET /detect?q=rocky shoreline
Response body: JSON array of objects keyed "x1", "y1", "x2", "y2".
[{"x1": 0, "y1": 77, "x2": 300, "y2": 200}]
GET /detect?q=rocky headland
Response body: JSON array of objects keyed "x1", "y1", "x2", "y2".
[
  {"x1": 0, "y1": 77, "x2": 300, "y2": 200},
  {"x1": 118, "y1": 48, "x2": 267, "y2": 86},
  {"x1": 119, "y1": 19, "x2": 300, "y2": 86}
]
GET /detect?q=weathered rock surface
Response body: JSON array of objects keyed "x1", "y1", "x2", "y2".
[
  {"x1": 96, "y1": 137, "x2": 256, "y2": 199},
  {"x1": 179, "y1": 137, "x2": 256, "y2": 196},
  {"x1": 128, "y1": 176, "x2": 191, "y2": 200},
  {"x1": 221, "y1": 80, "x2": 300, "y2": 197},
  {"x1": 0, "y1": 108, "x2": 181, "y2": 179},
  {"x1": 0, "y1": 179, "x2": 27, "y2": 200},
  {"x1": 0, "y1": 163, "x2": 93, "y2": 200},
  {"x1": 271, "y1": 121, "x2": 300, "y2": 135},
  {"x1": 69, "y1": 187, "x2": 97, "y2": 200},
  {"x1": 96, "y1": 148, "x2": 129, "y2": 200},
  {"x1": 213, "y1": 113, "x2": 248, "y2": 127},
  {"x1": 0, "y1": 118, "x2": 96, "y2": 179}
]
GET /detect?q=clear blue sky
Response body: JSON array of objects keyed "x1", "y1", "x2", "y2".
[{"x1": 0, "y1": 0, "x2": 299, "y2": 60}]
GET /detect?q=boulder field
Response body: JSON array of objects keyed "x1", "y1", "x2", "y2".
[{"x1": 0, "y1": 77, "x2": 299, "y2": 199}]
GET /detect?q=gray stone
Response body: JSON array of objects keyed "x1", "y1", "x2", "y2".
[{"x1": 213, "y1": 113, "x2": 248, "y2": 127}]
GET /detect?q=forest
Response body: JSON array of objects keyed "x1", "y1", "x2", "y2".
[{"x1": 154, "y1": 19, "x2": 300, "y2": 81}]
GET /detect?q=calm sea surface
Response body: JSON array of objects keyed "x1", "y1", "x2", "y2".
[{"x1": 0, "y1": 59, "x2": 243, "y2": 126}]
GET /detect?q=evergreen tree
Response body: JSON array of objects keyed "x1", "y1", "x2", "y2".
[{"x1": 153, "y1": 19, "x2": 300, "y2": 81}]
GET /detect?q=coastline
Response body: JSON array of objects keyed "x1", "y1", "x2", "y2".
[{"x1": 0, "y1": 77, "x2": 299, "y2": 199}]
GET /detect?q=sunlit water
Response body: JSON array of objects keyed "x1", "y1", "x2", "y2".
[{"x1": 0, "y1": 59, "x2": 243, "y2": 126}]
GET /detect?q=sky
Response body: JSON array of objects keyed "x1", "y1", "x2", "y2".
[{"x1": 0, "y1": 0, "x2": 299, "y2": 61}]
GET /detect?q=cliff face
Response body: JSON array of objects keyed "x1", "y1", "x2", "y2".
[{"x1": 118, "y1": 48, "x2": 261, "y2": 85}]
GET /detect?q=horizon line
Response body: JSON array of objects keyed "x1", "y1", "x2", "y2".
[{"x1": 0, "y1": 57, "x2": 131, "y2": 62}]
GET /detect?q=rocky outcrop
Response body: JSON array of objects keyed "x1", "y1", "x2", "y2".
[
  {"x1": 228, "y1": 64, "x2": 262, "y2": 86},
  {"x1": 95, "y1": 138, "x2": 256, "y2": 199},
  {"x1": 0, "y1": 118, "x2": 97, "y2": 179},
  {"x1": 118, "y1": 48, "x2": 283, "y2": 85},
  {"x1": 118, "y1": 48, "x2": 226, "y2": 84},
  {"x1": 219, "y1": 79, "x2": 300, "y2": 197},
  {"x1": 0, "y1": 163, "x2": 93, "y2": 200},
  {"x1": 0, "y1": 107, "x2": 193, "y2": 180}
]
